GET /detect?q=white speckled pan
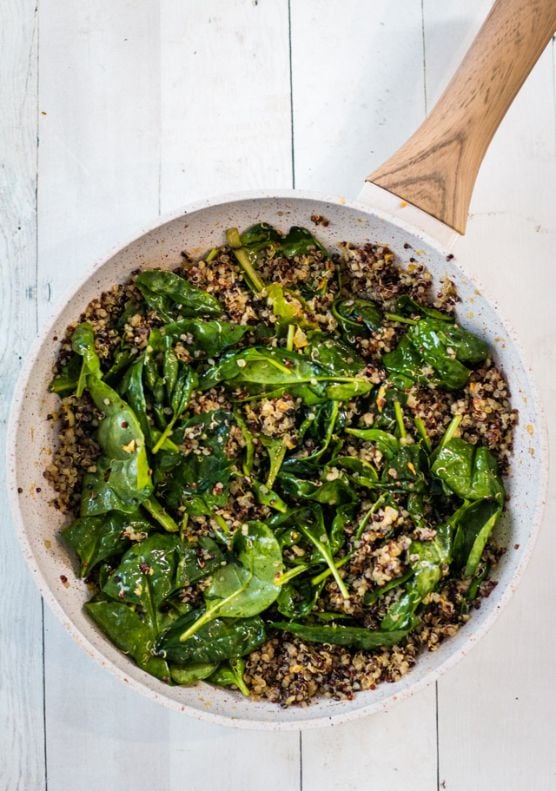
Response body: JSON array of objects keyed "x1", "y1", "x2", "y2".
[{"x1": 6, "y1": 0, "x2": 552, "y2": 729}]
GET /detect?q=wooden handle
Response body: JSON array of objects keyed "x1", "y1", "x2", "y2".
[{"x1": 367, "y1": 0, "x2": 556, "y2": 233}]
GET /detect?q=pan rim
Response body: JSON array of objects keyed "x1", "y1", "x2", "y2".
[{"x1": 6, "y1": 188, "x2": 549, "y2": 729}]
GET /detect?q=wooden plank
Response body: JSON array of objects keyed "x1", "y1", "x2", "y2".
[
  {"x1": 159, "y1": 0, "x2": 292, "y2": 209},
  {"x1": 423, "y1": 2, "x2": 556, "y2": 787},
  {"x1": 0, "y1": 1, "x2": 46, "y2": 788},
  {"x1": 302, "y1": 689, "x2": 437, "y2": 791},
  {"x1": 290, "y1": 0, "x2": 426, "y2": 197},
  {"x1": 39, "y1": 1, "x2": 299, "y2": 788},
  {"x1": 292, "y1": 3, "x2": 438, "y2": 789}
]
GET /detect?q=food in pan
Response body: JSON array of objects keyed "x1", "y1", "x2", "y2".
[{"x1": 45, "y1": 223, "x2": 516, "y2": 705}]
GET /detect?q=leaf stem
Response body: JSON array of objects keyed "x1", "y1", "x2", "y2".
[
  {"x1": 414, "y1": 416, "x2": 432, "y2": 451},
  {"x1": 394, "y1": 401, "x2": 406, "y2": 439},
  {"x1": 151, "y1": 416, "x2": 176, "y2": 454},
  {"x1": 299, "y1": 525, "x2": 350, "y2": 599},
  {"x1": 384, "y1": 313, "x2": 417, "y2": 325},
  {"x1": 226, "y1": 228, "x2": 266, "y2": 293},
  {"x1": 142, "y1": 496, "x2": 178, "y2": 533}
]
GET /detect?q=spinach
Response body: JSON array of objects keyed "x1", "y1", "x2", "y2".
[
  {"x1": 80, "y1": 377, "x2": 153, "y2": 516},
  {"x1": 431, "y1": 438, "x2": 504, "y2": 502},
  {"x1": 208, "y1": 658, "x2": 250, "y2": 696},
  {"x1": 135, "y1": 270, "x2": 221, "y2": 318},
  {"x1": 161, "y1": 319, "x2": 250, "y2": 357},
  {"x1": 49, "y1": 354, "x2": 82, "y2": 396},
  {"x1": 86, "y1": 599, "x2": 169, "y2": 680},
  {"x1": 168, "y1": 522, "x2": 282, "y2": 645},
  {"x1": 271, "y1": 621, "x2": 413, "y2": 649},
  {"x1": 62, "y1": 511, "x2": 151, "y2": 578},
  {"x1": 332, "y1": 298, "x2": 383, "y2": 337},
  {"x1": 394, "y1": 295, "x2": 454, "y2": 322},
  {"x1": 384, "y1": 318, "x2": 488, "y2": 390},
  {"x1": 381, "y1": 521, "x2": 453, "y2": 631},
  {"x1": 162, "y1": 410, "x2": 234, "y2": 516},
  {"x1": 52, "y1": 221, "x2": 509, "y2": 700},
  {"x1": 451, "y1": 499, "x2": 501, "y2": 577},
  {"x1": 72, "y1": 323, "x2": 102, "y2": 397},
  {"x1": 279, "y1": 226, "x2": 327, "y2": 258},
  {"x1": 170, "y1": 663, "x2": 219, "y2": 685},
  {"x1": 156, "y1": 613, "x2": 266, "y2": 665}
]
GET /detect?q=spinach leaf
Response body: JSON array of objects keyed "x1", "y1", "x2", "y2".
[
  {"x1": 162, "y1": 409, "x2": 234, "y2": 516},
  {"x1": 156, "y1": 612, "x2": 266, "y2": 665},
  {"x1": 395, "y1": 295, "x2": 454, "y2": 322},
  {"x1": 166, "y1": 522, "x2": 282, "y2": 645},
  {"x1": 161, "y1": 319, "x2": 250, "y2": 357},
  {"x1": 279, "y1": 226, "x2": 327, "y2": 258},
  {"x1": 260, "y1": 435, "x2": 287, "y2": 489},
  {"x1": 208, "y1": 658, "x2": 250, "y2": 696},
  {"x1": 86, "y1": 599, "x2": 169, "y2": 680},
  {"x1": 271, "y1": 621, "x2": 413, "y2": 649},
  {"x1": 431, "y1": 438, "x2": 504, "y2": 502},
  {"x1": 383, "y1": 335, "x2": 426, "y2": 387},
  {"x1": 266, "y1": 283, "x2": 313, "y2": 330},
  {"x1": 135, "y1": 270, "x2": 221, "y2": 318},
  {"x1": 49, "y1": 354, "x2": 82, "y2": 396},
  {"x1": 332, "y1": 297, "x2": 383, "y2": 337},
  {"x1": 304, "y1": 332, "x2": 365, "y2": 377},
  {"x1": 62, "y1": 511, "x2": 151, "y2": 578},
  {"x1": 80, "y1": 377, "x2": 153, "y2": 516},
  {"x1": 276, "y1": 577, "x2": 324, "y2": 619},
  {"x1": 408, "y1": 320, "x2": 474, "y2": 389},
  {"x1": 451, "y1": 499, "x2": 501, "y2": 578},
  {"x1": 345, "y1": 428, "x2": 400, "y2": 459},
  {"x1": 240, "y1": 222, "x2": 282, "y2": 249},
  {"x1": 102, "y1": 533, "x2": 185, "y2": 622},
  {"x1": 170, "y1": 663, "x2": 219, "y2": 685},
  {"x1": 381, "y1": 521, "x2": 453, "y2": 631},
  {"x1": 72, "y1": 323, "x2": 102, "y2": 397},
  {"x1": 204, "y1": 521, "x2": 283, "y2": 618}
]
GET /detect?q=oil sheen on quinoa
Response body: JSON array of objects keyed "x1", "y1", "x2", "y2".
[{"x1": 45, "y1": 222, "x2": 516, "y2": 706}]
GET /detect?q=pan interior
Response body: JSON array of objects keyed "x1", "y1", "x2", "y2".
[{"x1": 9, "y1": 194, "x2": 544, "y2": 728}]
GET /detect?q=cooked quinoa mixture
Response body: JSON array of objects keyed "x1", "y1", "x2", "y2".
[{"x1": 44, "y1": 223, "x2": 516, "y2": 706}]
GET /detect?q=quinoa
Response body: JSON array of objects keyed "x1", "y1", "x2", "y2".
[{"x1": 45, "y1": 226, "x2": 516, "y2": 706}]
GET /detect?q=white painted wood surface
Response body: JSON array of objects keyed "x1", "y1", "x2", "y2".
[{"x1": 1, "y1": 1, "x2": 554, "y2": 789}]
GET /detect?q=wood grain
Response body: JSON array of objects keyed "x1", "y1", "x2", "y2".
[
  {"x1": 369, "y1": 0, "x2": 556, "y2": 232},
  {"x1": 0, "y1": 1, "x2": 46, "y2": 789}
]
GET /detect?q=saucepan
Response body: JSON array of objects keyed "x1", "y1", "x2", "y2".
[{"x1": 7, "y1": 0, "x2": 554, "y2": 729}]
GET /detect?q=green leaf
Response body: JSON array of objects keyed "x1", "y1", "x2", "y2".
[
  {"x1": 62, "y1": 511, "x2": 151, "y2": 577},
  {"x1": 208, "y1": 657, "x2": 250, "y2": 696},
  {"x1": 86, "y1": 599, "x2": 169, "y2": 680},
  {"x1": 204, "y1": 522, "x2": 283, "y2": 618},
  {"x1": 48, "y1": 354, "x2": 82, "y2": 396},
  {"x1": 332, "y1": 297, "x2": 383, "y2": 337},
  {"x1": 170, "y1": 663, "x2": 219, "y2": 685},
  {"x1": 135, "y1": 269, "x2": 222, "y2": 318},
  {"x1": 80, "y1": 377, "x2": 153, "y2": 515},
  {"x1": 103, "y1": 534, "x2": 185, "y2": 622},
  {"x1": 271, "y1": 621, "x2": 413, "y2": 649},
  {"x1": 72, "y1": 323, "x2": 102, "y2": 397},
  {"x1": 162, "y1": 319, "x2": 250, "y2": 357},
  {"x1": 156, "y1": 612, "x2": 266, "y2": 664},
  {"x1": 162, "y1": 409, "x2": 234, "y2": 516},
  {"x1": 431, "y1": 438, "x2": 504, "y2": 502},
  {"x1": 279, "y1": 226, "x2": 327, "y2": 258}
]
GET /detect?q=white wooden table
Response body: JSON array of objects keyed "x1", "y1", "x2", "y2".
[{"x1": 2, "y1": 2, "x2": 555, "y2": 789}]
